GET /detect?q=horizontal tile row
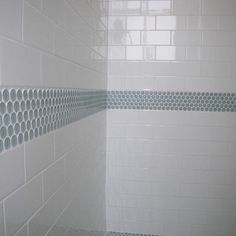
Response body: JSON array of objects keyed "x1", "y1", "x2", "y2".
[
  {"x1": 0, "y1": 110, "x2": 107, "y2": 236},
  {"x1": 109, "y1": 16, "x2": 236, "y2": 30},
  {"x1": 109, "y1": 0, "x2": 236, "y2": 16},
  {"x1": 107, "y1": 91, "x2": 236, "y2": 112},
  {"x1": 106, "y1": 231, "x2": 160, "y2": 236},
  {"x1": 0, "y1": 88, "x2": 106, "y2": 153}
]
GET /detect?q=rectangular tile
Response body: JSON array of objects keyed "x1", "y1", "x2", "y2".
[
  {"x1": 5, "y1": 175, "x2": 42, "y2": 236},
  {"x1": 143, "y1": 31, "x2": 171, "y2": 45},
  {"x1": 0, "y1": 0, "x2": 22, "y2": 40},
  {"x1": 24, "y1": 3, "x2": 54, "y2": 52},
  {"x1": 43, "y1": 158, "x2": 65, "y2": 201},
  {"x1": 41, "y1": 53, "x2": 65, "y2": 87},
  {"x1": 0, "y1": 39, "x2": 40, "y2": 86},
  {"x1": 25, "y1": 0, "x2": 42, "y2": 10},
  {"x1": 28, "y1": 180, "x2": 70, "y2": 236},
  {"x1": 0, "y1": 146, "x2": 24, "y2": 200},
  {"x1": 25, "y1": 133, "x2": 54, "y2": 180},
  {"x1": 0, "y1": 202, "x2": 4, "y2": 236},
  {"x1": 15, "y1": 225, "x2": 28, "y2": 236},
  {"x1": 202, "y1": 0, "x2": 234, "y2": 15}
]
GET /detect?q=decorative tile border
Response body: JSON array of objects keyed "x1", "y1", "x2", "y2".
[
  {"x1": 0, "y1": 88, "x2": 106, "y2": 153},
  {"x1": 106, "y1": 232, "x2": 161, "y2": 236},
  {"x1": 1, "y1": 88, "x2": 236, "y2": 153},
  {"x1": 107, "y1": 91, "x2": 236, "y2": 112}
]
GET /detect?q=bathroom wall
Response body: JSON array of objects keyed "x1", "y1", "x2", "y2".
[
  {"x1": 106, "y1": 1, "x2": 236, "y2": 236},
  {"x1": 0, "y1": 0, "x2": 108, "y2": 236}
]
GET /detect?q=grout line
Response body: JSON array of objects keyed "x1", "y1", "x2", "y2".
[
  {"x1": 41, "y1": 173, "x2": 44, "y2": 203},
  {"x1": 2, "y1": 201, "x2": 6, "y2": 236},
  {"x1": 21, "y1": 0, "x2": 24, "y2": 42},
  {"x1": 23, "y1": 143, "x2": 27, "y2": 183}
]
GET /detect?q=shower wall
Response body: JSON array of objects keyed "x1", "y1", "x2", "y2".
[
  {"x1": 106, "y1": 1, "x2": 236, "y2": 236},
  {"x1": 0, "y1": 0, "x2": 108, "y2": 236}
]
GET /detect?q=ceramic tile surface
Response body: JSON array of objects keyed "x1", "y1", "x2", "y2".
[
  {"x1": 0, "y1": 0, "x2": 108, "y2": 236},
  {"x1": 107, "y1": 1, "x2": 236, "y2": 236},
  {"x1": 107, "y1": 91, "x2": 236, "y2": 112}
]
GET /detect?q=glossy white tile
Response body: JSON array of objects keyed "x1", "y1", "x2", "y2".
[
  {"x1": 25, "y1": 134, "x2": 54, "y2": 180},
  {"x1": 0, "y1": 0, "x2": 22, "y2": 40},
  {"x1": 126, "y1": 46, "x2": 143, "y2": 60},
  {"x1": 202, "y1": 0, "x2": 234, "y2": 15},
  {"x1": 4, "y1": 175, "x2": 42, "y2": 236},
  {"x1": 143, "y1": 31, "x2": 171, "y2": 45},
  {"x1": 43, "y1": 158, "x2": 65, "y2": 201},
  {"x1": 0, "y1": 146, "x2": 24, "y2": 200},
  {"x1": 41, "y1": 53, "x2": 65, "y2": 87},
  {"x1": 14, "y1": 224, "x2": 28, "y2": 236},
  {"x1": 0, "y1": 39, "x2": 41, "y2": 86},
  {"x1": 25, "y1": 0, "x2": 42, "y2": 10},
  {"x1": 0, "y1": 202, "x2": 4, "y2": 236},
  {"x1": 156, "y1": 16, "x2": 186, "y2": 30},
  {"x1": 127, "y1": 16, "x2": 144, "y2": 30},
  {"x1": 24, "y1": 3, "x2": 54, "y2": 52}
]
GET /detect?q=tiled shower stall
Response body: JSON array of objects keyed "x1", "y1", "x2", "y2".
[{"x1": 0, "y1": 0, "x2": 236, "y2": 236}]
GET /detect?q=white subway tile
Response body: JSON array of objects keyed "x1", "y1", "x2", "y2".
[
  {"x1": 111, "y1": 31, "x2": 140, "y2": 46},
  {"x1": 156, "y1": 46, "x2": 186, "y2": 60},
  {"x1": 143, "y1": 62, "x2": 172, "y2": 76},
  {"x1": 172, "y1": 0, "x2": 201, "y2": 15},
  {"x1": 126, "y1": 46, "x2": 143, "y2": 60},
  {"x1": 41, "y1": 54, "x2": 65, "y2": 87},
  {"x1": 154, "y1": 76, "x2": 186, "y2": 91},
  {"x1": 201, "y1": 16, "x2": 219, "y2": 30},
  {"x1": 172, "y1": 31, "x2": 202, "y2": 45},
  {"x1": 0, "y1": 202, "x2": 4, "y2": 236},
  {"x1": 25, "y1": 133, "x2": 54, "y2": 180},
  {"x1": 143, "y1": 46, "x2": 156, "y2": 60},
  {"x1": 109, "y1": 46, "x2": 126, "y2": 60},
  {"x1": 28, "y1": 180, "x2": 71, "y2": 236},
  {"x1": 25, "y1": 0, "x2": 42, "y2": 10},
  {"x1": 186, "y1": 16, "x2": 201, "y2": 30},
  {"x1": 109, "y1": 16, "x2": 126, "y2": 30},
  {"x1": 5, "y1": 175, "x2": 42, "y2": 236},
  {"x1": 143, "y1": 31, "x2": 171, "y2": 45},
  {"x1": 15, "y1": 225, "x2": 28, "y2": 236},
  {"x1": 54, "y1": 124, "x2": 77, "y2": 159},
  {"x1": 24, "y1": 3, "x2": 54, "y2": 52},
  {"x1": 145, "y1": 1, "x2": 171, "y2": 15},
  {"x1": 202, "y1": 0, "x2": 234, "y2": 15},
  {"x1": 42, "y1": 0, "x2": 66, "y2": 28},
  {"x1": 0, "y1": 39, "x2": 40, "y2": 86},
  {"x1": 172, "y1": 61, "x2": 201, "y2": 76},
  {"x1": 186, "y1": 47, "x2": 200, "y2": 60},
  {"x1": 0, "y1": 0, "x2": 22, "y2": 40},
  {"x1": 145, "y1": 16, "x2": 155, "y2": 30},
  {"x1": 125, "y1": 31, "x2": 141, "y2": 45},
  {"x1": 125, "y1": 76, "x2": 154, "y2": 90},
  {"x1": 43, "y1": 158, "x2": 65, "y2": 201},
  {"x1": 127, "y1": 16, "x2": 144, "y2": 30},
  {"x1": 156, "y1": 16, "x2": 186, "y2": 30},
  {"x1": 202, "y1": 31, "x2": 236, "y2": 46},
  {"x1": 219, "y1": 16, "x2": 236, "y2": 30},
  {"x1": 201, "y1": 62, "x2": 233, "y2": 77},
  {"x1": 0, "y1": 146, "x2": 24, "y2": 200}
]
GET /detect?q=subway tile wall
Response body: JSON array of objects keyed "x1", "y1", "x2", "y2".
[
  {"x1": 106, "y1": 0, "x2": 236, "y2": 236},
  {"x1": 107, "y1": 0, "x2": 236, "y2": 92},
  {"x1": 0, "y1": 0, "x2": 108, "y2": 236},
  {"x1": 106, "y1": 110, "x2": 236, "y2": 236}
]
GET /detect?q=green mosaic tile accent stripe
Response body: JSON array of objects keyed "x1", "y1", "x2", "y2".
[
  {"x1": 106, "y1": 232, "x2": 161, "y2": 236},
  {"x1": 0, "y1": 88, "x2": 106, "y2": 153},
  {"x1": 107, "y1": 91, "x2": 236, "y2": 112}
]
